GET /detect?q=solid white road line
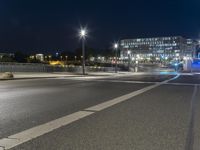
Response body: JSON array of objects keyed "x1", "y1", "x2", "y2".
[
  {"x1": 96, "y1": 79, "x2": 199, "y2": 86},
  {"x1": 0, "y1": 111, "x2": 93, "y2": 149},
  {"x1": 85, "y1": 83, "x2": 159, "y2": 111},
  {"x1": 0, "y1": 75, "x2": 179, "y2": 150},
  {"x1": 96, "y1": 79, "x2": 158, "y2": 84},
  {"x1": 0, "y1": 147, "x2": 4, "y2": 150},
  {"x1": 165, "y1": 82, "x2": 200, "y2": 86}
]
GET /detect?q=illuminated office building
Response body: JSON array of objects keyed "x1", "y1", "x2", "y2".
[{"x1": 120, "y1": 36, "x2": 196, "y2": 60}]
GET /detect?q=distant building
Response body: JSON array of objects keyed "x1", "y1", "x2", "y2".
[
  {"x1": 120, "y1": 36, "x2": 196, "y2": 60},
  {"x1": 195, "y1": 39, "x2": 200, "y2": 58},
  {"x1": 35, "y1": 54, "x2": 44, "y2": 62},
  {"x1": 186, "y1": 39, "x2": 197, "y2": 57},
  {"x1": 0, "y1": 53, "x2": 14, "y2": 59},
  {"x1": 195, "y1": 45, "x2": 200, "y2": 58}
]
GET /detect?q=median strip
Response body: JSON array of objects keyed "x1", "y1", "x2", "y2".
[{"x1": 0, "y1": 75, "x2": 179, "y2": 150}]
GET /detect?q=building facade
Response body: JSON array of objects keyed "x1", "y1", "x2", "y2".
[
  {"x1": 0, "y1": 53, "x2": 15, "y2": 62},
  {"x1": 0, "y1": 53, "x2": 14, "y2": 58},
  {"x1": 35, "y1": 54, "x2": 44, "y2": 62},
  {"x1": 120, "y1": 36, "x2": 196, "y2": 60}
]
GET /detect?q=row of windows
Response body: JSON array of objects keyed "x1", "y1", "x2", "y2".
[
  {"x1": 121, "y1": 41, "x2": 179, "y2": 46},
  {"x1": 135, "y1": 37, "x2": 177, "y2": 42},
  {"x1": 121, "y1": 53, "x2": 182, "y2": 58},
  {"x1": 121, "y1": 37, "x2": 179, "y2": 44},
  {"x1": 127, "y1": 43, "x2": 178, "y2": 47}
]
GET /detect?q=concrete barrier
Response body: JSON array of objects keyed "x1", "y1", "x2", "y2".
[{"x1": 1, "y1": 72, "x2": 14, "y2": 79}]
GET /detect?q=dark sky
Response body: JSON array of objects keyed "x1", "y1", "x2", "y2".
[{"x1": 0, "y1": 0, "x2": 200, "y2": 53}]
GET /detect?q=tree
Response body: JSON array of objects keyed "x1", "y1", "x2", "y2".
[{"x1": 14, "y1": 51, "x2": 28, "y2": 63}]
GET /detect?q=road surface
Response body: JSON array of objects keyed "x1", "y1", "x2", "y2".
[{"x1": 0, "y1": 73, "x2": 200, "y2": 150}]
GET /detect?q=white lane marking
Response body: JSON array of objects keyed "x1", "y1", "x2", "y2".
[
  {"x1": 96, "y1": 79, "x2": 158, "y2": 84},
  {"x1": 85, "y1": 83, "x2": 159, "y2": 111},
  {"x1": 55, "y1": 76, "x2": 113, "y2": 80},
  {"x1": 85, "y1": 75, "x2": 180, "y2": 112},
  {"x1": 164, "y1": 83, "x2": 200, "y2": 86},
  {"x1": 0, "y1": 146, "x2": 4, "y2": 150},
  {"x1": 0, "y1": 75, "x2": 179, "y2": 150},
  {"x1": 0, "y1": 111, "x2": 93, "y2": 149},
  {"x1": 96, "y1": 79, "x2": 199, "y2": 86},
  {"x1": 191, "y1": 85, "x2": 200, "y2": 150},
  {"x1": 185, "y1": 85, "x2": 198, "y2": 150}
]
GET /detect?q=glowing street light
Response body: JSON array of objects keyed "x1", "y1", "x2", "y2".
[
  {"x1": 48, "y1": 55, "x2": 52, "y2": 60},
  {"x1": 113, "y1": 43, "x2": 118, "y2": 73},
  {"x1": 75, "y1": 56, "x2": 77, "y2": 62},
  {"x1": 80, "y1": 30, "x2": 86, "y2": 37},
  {"x1": 79, "y1": 28, "x2": 87, "y2": 75},
  {"x1": 114, "y1": 43, "x2": 118, "y2": 49}
]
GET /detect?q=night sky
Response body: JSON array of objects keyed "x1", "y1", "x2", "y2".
[{"x1": 0, "y1": 0, "x2": 200, "y2": 53}]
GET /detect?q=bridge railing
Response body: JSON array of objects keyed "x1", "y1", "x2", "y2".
[{"x1": 0, "y1": 62, "x2": 117, "y2": 73}]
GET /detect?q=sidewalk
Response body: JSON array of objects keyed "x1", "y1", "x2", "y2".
[
  {"x1": 0, "y1": 72, "x2": 80, "y2": 80},
  {"x1": 0, "y1": 71, "x2": 180, "y2": 81},
  {"x1": 0, "y1": 72, "x2": 122, "y2": 80}
]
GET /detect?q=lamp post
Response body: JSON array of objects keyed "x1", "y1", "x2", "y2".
[
  {"x1": 74, "y1": 56, "x2": 77, "y2": 62},
  {"x1": 114, "y1": 43, "x2": 118, "y2": 73},
  {"x1": 79, "y1": 29, "x2": 87, "y2": 75},
  {"x1": 127, "y1": 50, "x2": 131, "y2": 71},
  {"x1": 65, "y1": 56, "x2": 68, "y2": 65}
]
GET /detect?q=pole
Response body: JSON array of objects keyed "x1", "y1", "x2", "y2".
[
  {"x1": 115, "y1": 48, "x2": 117, "y2": 73},
  {"x1": 82, "y1": 38, "x2": 86, "y2": 75},
  {"x1": 128, "y1": 54, "x2": 130, "y2": 71}
]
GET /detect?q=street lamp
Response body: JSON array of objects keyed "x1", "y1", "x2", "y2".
[
  {"x1": 65, "y1": 56, "x2": 68, "y2": 65},
  {"x1": 79, "y1": 28, "x2": 87, "y2": 75},
  {"x1": 75, "y1": 56, "x2": 77, "y2": 62},
  {"x1": 114, "y1": 43, "x2": 118, "y2": 73},
  {"x1": 127, "y1": 50, "x2": 131, "y2": 71},
  {"x1": 48, "y1": 55, "x2": 52, "y2": 61}
]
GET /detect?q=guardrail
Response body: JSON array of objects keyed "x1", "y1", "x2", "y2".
[{"x1": 0, "y1": 63, "x2": 118, "y2": 73}]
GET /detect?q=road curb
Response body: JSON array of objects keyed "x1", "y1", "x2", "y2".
[
  {"x1": 0, "y1": 75, "x2": 82, "y2": 81},
  {"x1": 0, "y1": 74, "x2": 114, "y2": 81}
]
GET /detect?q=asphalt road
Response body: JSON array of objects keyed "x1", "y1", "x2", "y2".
[{"x1": 0, "y1": 73, "x2": 199, "y2": 150}]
